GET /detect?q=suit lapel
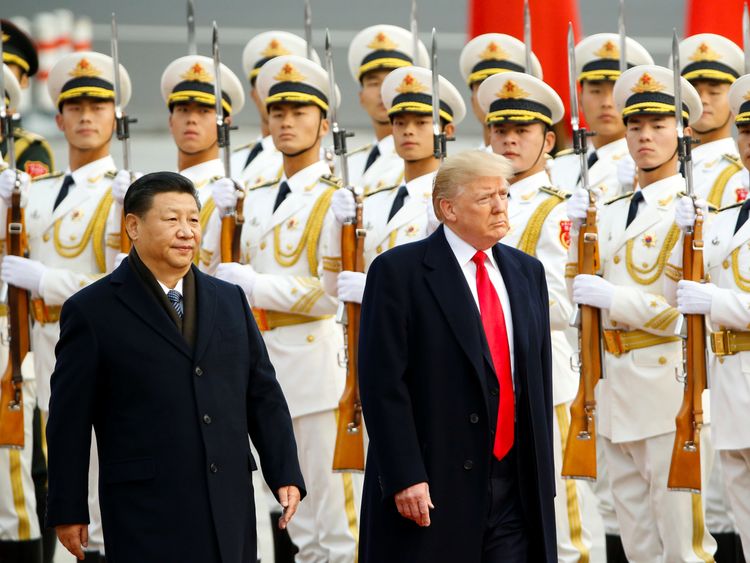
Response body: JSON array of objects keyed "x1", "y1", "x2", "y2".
[
  {"x1": 113, "y1": 260, "x2": 192, "y2": 359},
  {"x1": 193, "y1": 268, "x2": 217, "y2": 363}
]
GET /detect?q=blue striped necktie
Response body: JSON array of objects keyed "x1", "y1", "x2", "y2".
[{"x1": 167, "y1": 289, "x2": 184, "y2": 318}]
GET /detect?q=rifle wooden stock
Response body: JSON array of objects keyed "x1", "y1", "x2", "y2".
[
  {"x1": 120, "y1": 209, "x2": 131, "y2": 254},
  {"x1": 332, "y1": 217, "x2": 365, "y2": 472},
  {"x1": 668, "y1": 217, "x2": 706, "y2": 493},
  {"x1": 220, "y1": 189, "x2": 244, "y2": 263},
  {"x1": 0, "y1": 189, "x2": 30, "y2": 448},
  {"x1": 562, "y1": 199, "x2": 602, "y2": 480}
]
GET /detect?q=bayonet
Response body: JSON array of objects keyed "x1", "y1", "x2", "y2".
[
  {"x1": 568, "y1": 23, "x2": 591, "y2": 192},
  {"x1": 744, "y1": 2, "x2": 750, "y2": 74},
  {"x1": 187, "y1": 0, "x2": 197, "y2": 55},
  {"x1": 411, "y1": 0, "x2": 419, "y2": 63},
  {"x1": 672, "y1": 29, "x2": 694, "y2": 201},
  {"x1": 324, "y1": 29, "x2": 353, "y2": 188},
  {"x1": 431, "y1": 28, "x2": 446, "y2": 160},
  {"x1": 524, "y1": 0, "x2": 533, "y2": 74},
  {"x1": 304, "y1": 0, "x2": 314, "y2": 60},
  {"x1": 0, "y1": 21, "x2": 16, "y2": 171},
  {"x1": 212, "y1": 21, "x2": 231, "y2": 176},
  {"x1": 111, "y1": 13, "x2": 136, "y2": 176},
  {"x1": 618, "y1": 0, "x2": 627, "y2": 74}
]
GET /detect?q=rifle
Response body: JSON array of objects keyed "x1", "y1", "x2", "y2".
[
  {"x1": 667, "y1": 30, "x2": 705, "y2": 493},
  {"x1": 0, "y1": 22, "x2": 30, "y2": 448},
  {"x1": 212, "y1": 22, "x2": 244, "y2": 263},
  {"x1": 523, "y1": 0, "x2": 533, "y2": 74},
  {"x1": 326, "y1": 29, "x2": 364, "y2": 472},
  {"x1": 562, "y1": 22, "x2": 602, "y2": 481},
  {"x1": 111, "y1": 13, "x2": 137, "y2": 254},
  {"x1": 431, "y1": 28, "x2": 447, "y2": 160},
  {"x1": 304, "y1": 0, "x2": 314, "y2": 60},
  {"x1": 410, "y1": 0, "x2": 419, "y2": 63},
  {"x1": 187, "y1": 0, "x2": 197, "y2": 56}
]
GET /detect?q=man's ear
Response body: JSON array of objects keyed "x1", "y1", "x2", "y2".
[
  {"x1": 543, "y1": 128, "x2": 556, "y2": 154},
  {"x1": 443, "y1": 123, "x2": 456, "y2": 138},
  {"x1": 125, "y1": 213, "x2": 140, "y2": 242},
  {"x1": 55, "y1": 112, "x2": 64, "y2": 133},
  {"x1": 684, "y1": 125, "x2": 693, "y2": 137},
  {"x1": 319, "y1": 113, "x2": 330, "y2": 138},
  {"x1": 438, "y1": 197, "x2": 455, "y2": 223}
]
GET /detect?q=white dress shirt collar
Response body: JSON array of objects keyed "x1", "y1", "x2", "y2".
[
  {"x1": 156, "y1": 277, "x2": 184, "y2": 296},
  {"x1": 68, "y1": 155, "x2": 117, "y2": 187},
  {"x1": 280, "y1": 160, "x2": 331, "y2": 194}
]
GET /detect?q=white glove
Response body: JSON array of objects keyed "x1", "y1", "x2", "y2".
[
  {"x1": 215, "y1": 262, "x2": 257, "y2": 297},
  {"x1": 0, "y1": 168, "x2": 30, "y2": 206},
  {"x1": 572, "y1": 274, "x2": 615, "y2": 310},
  {"x1": 674, "y1": 196, "x2": 708, "y2": 233},
  {"x1": 566, "y1": 188, "x2": 590, "y2": 226},
  {"x1": 337, "y1": 270, "x2": 366, "y2": 304},
  {"x1": 209, "y1": 178, "x2": 240, "y2": 216},
  {"x1": 426, "y1": 198, "x2": 440, "y2": 234},
  {"x1": 0, "y1": 255, "x2": 46, "y2": 294},
  {"x1": 114, "y1": 253, "x2": 128, "y2": 269},
  {"x1": 112, "y1": 170, "x2": 141, "y2": 205},
  {"x1": 331, "y1": 188, "x2": 356, "y2": 225},
  {"x1": 617, "y1": 155, "x2": 637, "y2": 191},
  {"x1": 676, "y1": 279, "x2": 719, "y2": 315}
]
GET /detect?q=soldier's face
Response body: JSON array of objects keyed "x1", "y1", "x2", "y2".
[
  {"x1": 268, "y1": 103, "x2": 328, "y2": 155},
  {"x1": 625, "y1": 114, "x2": 679, "y2": 170},
  {"x1": 439, "y1": 175, "x2": 509, "y2": 249},
  {"x1": 169, "y1": 102, "x2": 218, "y2": 154},
  {"x1": 55, "y1": 98, "x2": 116, "y2": 151},
  {"x1": 691, "y1": 80, "x2": 731, "y2": 134},
  {"x1": 489, "y1": 122, "x2": 554, "y2": 176},
  {"x1": 737, "y1": 124, "x2": 750, "y2": 170},
  {"x1": 359, "y1": 69, "x2": 390, "y2": 125},
  {"x1": 127, "y1": 191, "x2": 202, "y2": 272},
  {"x1": 392, "y1": 113, "x2": 455, "y2": 162},
  {"x1": 580, "y1": 81, "x2": 624, "y2": 140}
]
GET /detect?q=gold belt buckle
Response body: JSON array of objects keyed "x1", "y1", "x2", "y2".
[
  {"x1": 711, "y1": 331, "x2": 731, "y2": 356},
  {"x1": 31, "y1": 299, "x2": 46, "y2": 323},
  {"x1": 252, "y1": 308, "x2": 269, "y2": 332},
  {"x1": 603, "y1": 330, "x2": 623, "y2": 357}
]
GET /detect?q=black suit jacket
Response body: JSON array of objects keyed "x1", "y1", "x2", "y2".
[
  {"x1": 46, "y1": 259, "x2": 305, "y2": 563},
  {"x1": 358, "y1": 226, "x2": 556, "y2": 563}
]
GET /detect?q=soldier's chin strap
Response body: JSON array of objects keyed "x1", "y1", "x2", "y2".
[
  {"x1": 640, "y1": 144, "x2": 679, "y2": 173},
  {"x1": 281, "y1": 112, "x2": 324, "y2": 159},
  {"x1": 691, "y1": 111, "x2": 731, "y2": 137},
  {"x1": 512, "y1": 125, "x2": 548, "y2": 178}
]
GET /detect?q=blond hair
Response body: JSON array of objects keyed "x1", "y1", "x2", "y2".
[{"x1": 432, "y1": 150, "x2": 513, "y2": 221}]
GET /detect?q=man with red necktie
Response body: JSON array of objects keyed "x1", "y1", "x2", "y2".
[{"x1": 358, "y1": 150, "x2": 556, "y2": 562}]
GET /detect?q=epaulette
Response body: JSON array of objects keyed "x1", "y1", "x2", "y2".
[
  {"x1": 105, "y1": 170, "x2": 118, "y2": 179},
  {"x1": 365, "y1": 183, "x2": 399, "y2": 198},
  {"x1": 719, "y1": 200, "x2": 746, "y2": 213},
  {"x1": 722, "y1": 153, "x2": 741, "y2": 166},
  {"x1": 247, "y1": 177, "x2": 280, "y2": 191},
  {"x1": 347, "y1": 143, "x2": 372, "y2": 157},
  {"x1": 320, "y1": 174, "x2": 343, "y2": 188},
  {"x1": 604, "y1": 191, "x2": 634, "y2": 205},
  {"x1": 32, "y1": 171, "x2": 65, "y2": 182},
  {"x1": 209, "y1": 175, "x2": 224, "y2": 183},
  {"x1": 13, "y1": 127, "x2": 45, "y2": 143},
  {"x1": 539, "y1": 186, "x2": 571, "y2": 200},
  {"x1": 554, "y1": 148, "x2": 574, "y2": 157},
  {"x1": 233, "y1": 140, "x2": 257, "y2": 153}
]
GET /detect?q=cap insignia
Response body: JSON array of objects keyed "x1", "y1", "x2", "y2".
[
  {"x1": 274, "y1": 63, "x2": 306, "y2": 82},
  {"x1": 367, "y1": 32, "x2": 398, "y2": 51},
  {"x1": 689, "y1": 42, "x2": 721, "y2": 62},
  {"x1": 479, "y1": 41, "x2": 509, "y2": 61},
  {"x1": 631, "y1": 72, "x2": 665, "y2": 93},
  {"x1": 180, "y1": 63, "x2": 212, "y2": 83},
  {"x1": 68, "y1": 58, "x2": 102, "y2": 78},
  {"x1": 261, "y1": 39, "x2": 291, "y2": 58},
  {"x1": 396, "y1": 73, "x2": 428, "y2": 94},
  {"x1": 594, "y1": 40, "x2": 619, "y2": 60},
  {"x1": 496, "y1": 79, "x2": 529, "y2": 99}
]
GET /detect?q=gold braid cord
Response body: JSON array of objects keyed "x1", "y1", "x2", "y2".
[
  {"x1": 732, "y1": 248, "x2": 750, "y2": 292},
  {"x1": 517, "y1": 196, "x2": 565, "y2": 257},
  {"x1": 707, "y1": 159, "x2": 742, "y2": 208},
  {"x1": 625, "y1": 224, "x2": 681, "y2": 286},
  {"x1": 54, "y1": 190, "x2": 113, "y2": 272}
]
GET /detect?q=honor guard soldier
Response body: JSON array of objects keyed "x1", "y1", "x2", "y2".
[
  {"x1": 567, "y1": 65, "x2": 718, "y2": 561},
  {"x1": 0, "y1": 63, "x2": 42, "y2": 563},
  {"x1": 207, "y1": 54, "x2": 359, "y2": 562},
  {"x1": 459, "y1": 33, "x2": 543, "y2": 151},
  {"x1": 551, "y1": 33, "x2": 653, "y2": 199},
  {"x1": 324, "y1": 65, "x2": 465, "y2": 305},
  {"x1": 158, "y1": 54, "x2": 244, "y2": 270},
  {"x1": 675, "y1": 34, "x2": 744, "y2": 209},
  {"x1": 234, "y1": 31, "x2": 318, "y2": 185},
  {"x1": 345, "y1": 24, "x2": 429, "y2": 190},
  {"x1": 1, "y1": 19, "x2": 54, "y2": 178},
  {"x1": 476, "y1": 70, "x2": 593, "y2": 563},
  {"x1": 0, "y1": 50, "x2": 132, "y2": 563}
]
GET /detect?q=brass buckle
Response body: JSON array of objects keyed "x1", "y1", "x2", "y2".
[
  {"x1": 711, "y1": 331, "x2": 731, "y2": 357},
  {"x1": 603, "y1": 330, "x2": 624, "y2": 357}
]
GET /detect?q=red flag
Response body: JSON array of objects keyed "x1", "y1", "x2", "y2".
[
  {"x1": 467, "y1": 0, "x2": 582, "y2": 133},
  {"x1": 685, "y1": 0, "x2": 744, "y2": 45}
]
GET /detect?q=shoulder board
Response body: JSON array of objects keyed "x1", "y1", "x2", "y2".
[
  {"x1": 722, "y1": 153, "x2": 741, "y2": 166},
  {"x1": 105, "y1": 170, "x2": 118, "y2": 179},
  {"x1": 320, "y1": 174, "x2": 343, "y2": 188},
  {"x1": 719, "y1": 200, "x2": 746, "y2": 212},
  {"x1": 232, "y1": 141, "x2": 257, "y2": 153},
  {"x1": 347, "y1": 143, "x2": 372, "y2": 157},
  {"x1": 554, "y1": 148, "x2": 574, "y2": 157},
  {"x1": 246, "y1": 177, "x2": 280, "y2": 191},
  {"x1": 13, "y1": 127, "x2": 45, "y2": 143},
  {"x1": 365, "y1": 184, "x2": 399, "y2": 198},
  {"x1": 604, "y1": 191, "x2": 634, "y2": 205},
  {"x1": 32, "y1": 171, "x2": 65, "y2": 182},
  {"x1": 539, "y1": 186, "x2": 571, "y2": 200}
]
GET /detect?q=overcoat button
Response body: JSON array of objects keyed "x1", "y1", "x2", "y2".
[
  {"x1": 195, "y1": 366, "x2": 203, "y2": 376},
  {"x1": 469, "y1": 413, "x2": 479, "y2": 424},
  {"x1": 209, "y1": 463, "x2": 218, "y2": 473},
  {"x1": 463, "y1": 460, "x2": 474, "y2": 470}
]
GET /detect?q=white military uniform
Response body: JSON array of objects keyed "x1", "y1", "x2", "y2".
[
  {"x1": 722, "y1": 167, "x2": 749, "y2": 208},
  {"x1": 695, "y1": 200, "x2": 750, "y2": 553},
  {"x1": 551, "y1": 139, "x2": 632, "y2": 200},
  {"x1": 501, "y1": 170, "x2": 592, "y2": 562},
  {"x1": 355, "y1": 135, "x2": 404, "y2": 196},
  {"x1": 208, "y1": 159, "x2": 357, "y2": 562},
  {"x1": 690, "y1": 137, "x2": 742, "y2": 209},
  {"x1": 568, "y1": 174, "x2": 717, "y2": 561},
  {"x1": 231, "y1": 134, "x2": 283, "y2": 187}
]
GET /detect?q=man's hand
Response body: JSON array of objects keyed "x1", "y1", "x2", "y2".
[
  {"x1": 0, "y1": 168, "x2": 30, "y2": 206},
  {"x1": 215, "y1": 262, "x2": 257, "y2": 297},
  {"x1": 331, "y1": 188, "x2": 356, "y2": 225},
  {"x1": 209, "y1": 177, "x2": 241, "y2": 216},
  {"x1": 112, "y1": 170, "x2": 142, "y2": 205},
  {"x1": 337, "y1": 270, "x2": 366, "y2": 304},
  {"x1": 56, "y1": 524, "x2": 88, "y2": 560},
  {"x1": 394, "y1": 481, "x2": 434, "y2": 527},
  {"x1": 277, "y1": 485, "x2": 301, "y2": 530},
  {"x1": 1, "y1": 255, "x2": 47, "y2": 294}
]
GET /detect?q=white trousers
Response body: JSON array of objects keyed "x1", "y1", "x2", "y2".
[
  {"x1": 603, "y1": 432, "x2": 716, "y2": 562},
  {"x1": 286, "y1": 409, "x2": 360, "y2": 563},
  {"x1": 720, "y1": 448, "x2": 750, "y2": 562},
  {"x1": 553, "y1": 403, "x2": 593, "y2": 562}
]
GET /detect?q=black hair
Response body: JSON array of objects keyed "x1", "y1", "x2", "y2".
[{"x1": 123, "y1": 171, "x2": 201, "y2": 217}]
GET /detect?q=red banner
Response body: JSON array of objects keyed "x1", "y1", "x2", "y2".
[{"x1": 685, "y1": 0, "x2": 744, "y2": 45}]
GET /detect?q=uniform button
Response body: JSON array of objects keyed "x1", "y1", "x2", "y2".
[
  {"x1": 260, "y1": 242, "x2": 267, "y2": 250},
  {"x1": 723, "y1": 260, "x2": 730, "y2": 269},
  {"x1": 658, "y1": 356, "x2": 667, "y2": 365},
  {"x1": 463, "y1": 460, "x2": 474, "y2": 470},
  {"x1": 195, "y1": 366, "x2": 203, "y2": 376},
  {"x1": 203, "y1": 414, "x2": 212, "y2": 424},
  {"x1": 490, "y1": 387, "x2": 498, "y2": 396},
  {"x1": 43, "y1": 233, "x2": 50, "y2": 242},
  {"x1": 469, "y1": 413, "x2": 479, "y2": 424},
  {"x1": 306, "y1": 335, "x2": 315, "y2": 343},
  {"x1": 613, "y1": 255, "x2": 621, "y2": 264},
  {"x1": 209, "y1": 463, "x2": 218, "y2": 473}
]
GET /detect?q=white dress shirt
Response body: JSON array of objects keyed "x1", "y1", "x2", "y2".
[
  {"x1": 443, "y1": 225, "x2": 515, "y2": 378},
  {"x1": 157, "y1": 278, "x2": 184, "y2": 296}
]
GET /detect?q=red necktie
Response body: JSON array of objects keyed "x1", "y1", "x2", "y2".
[{"x1": 471, "y1": 251, "x2": 515, "y2": 460}]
